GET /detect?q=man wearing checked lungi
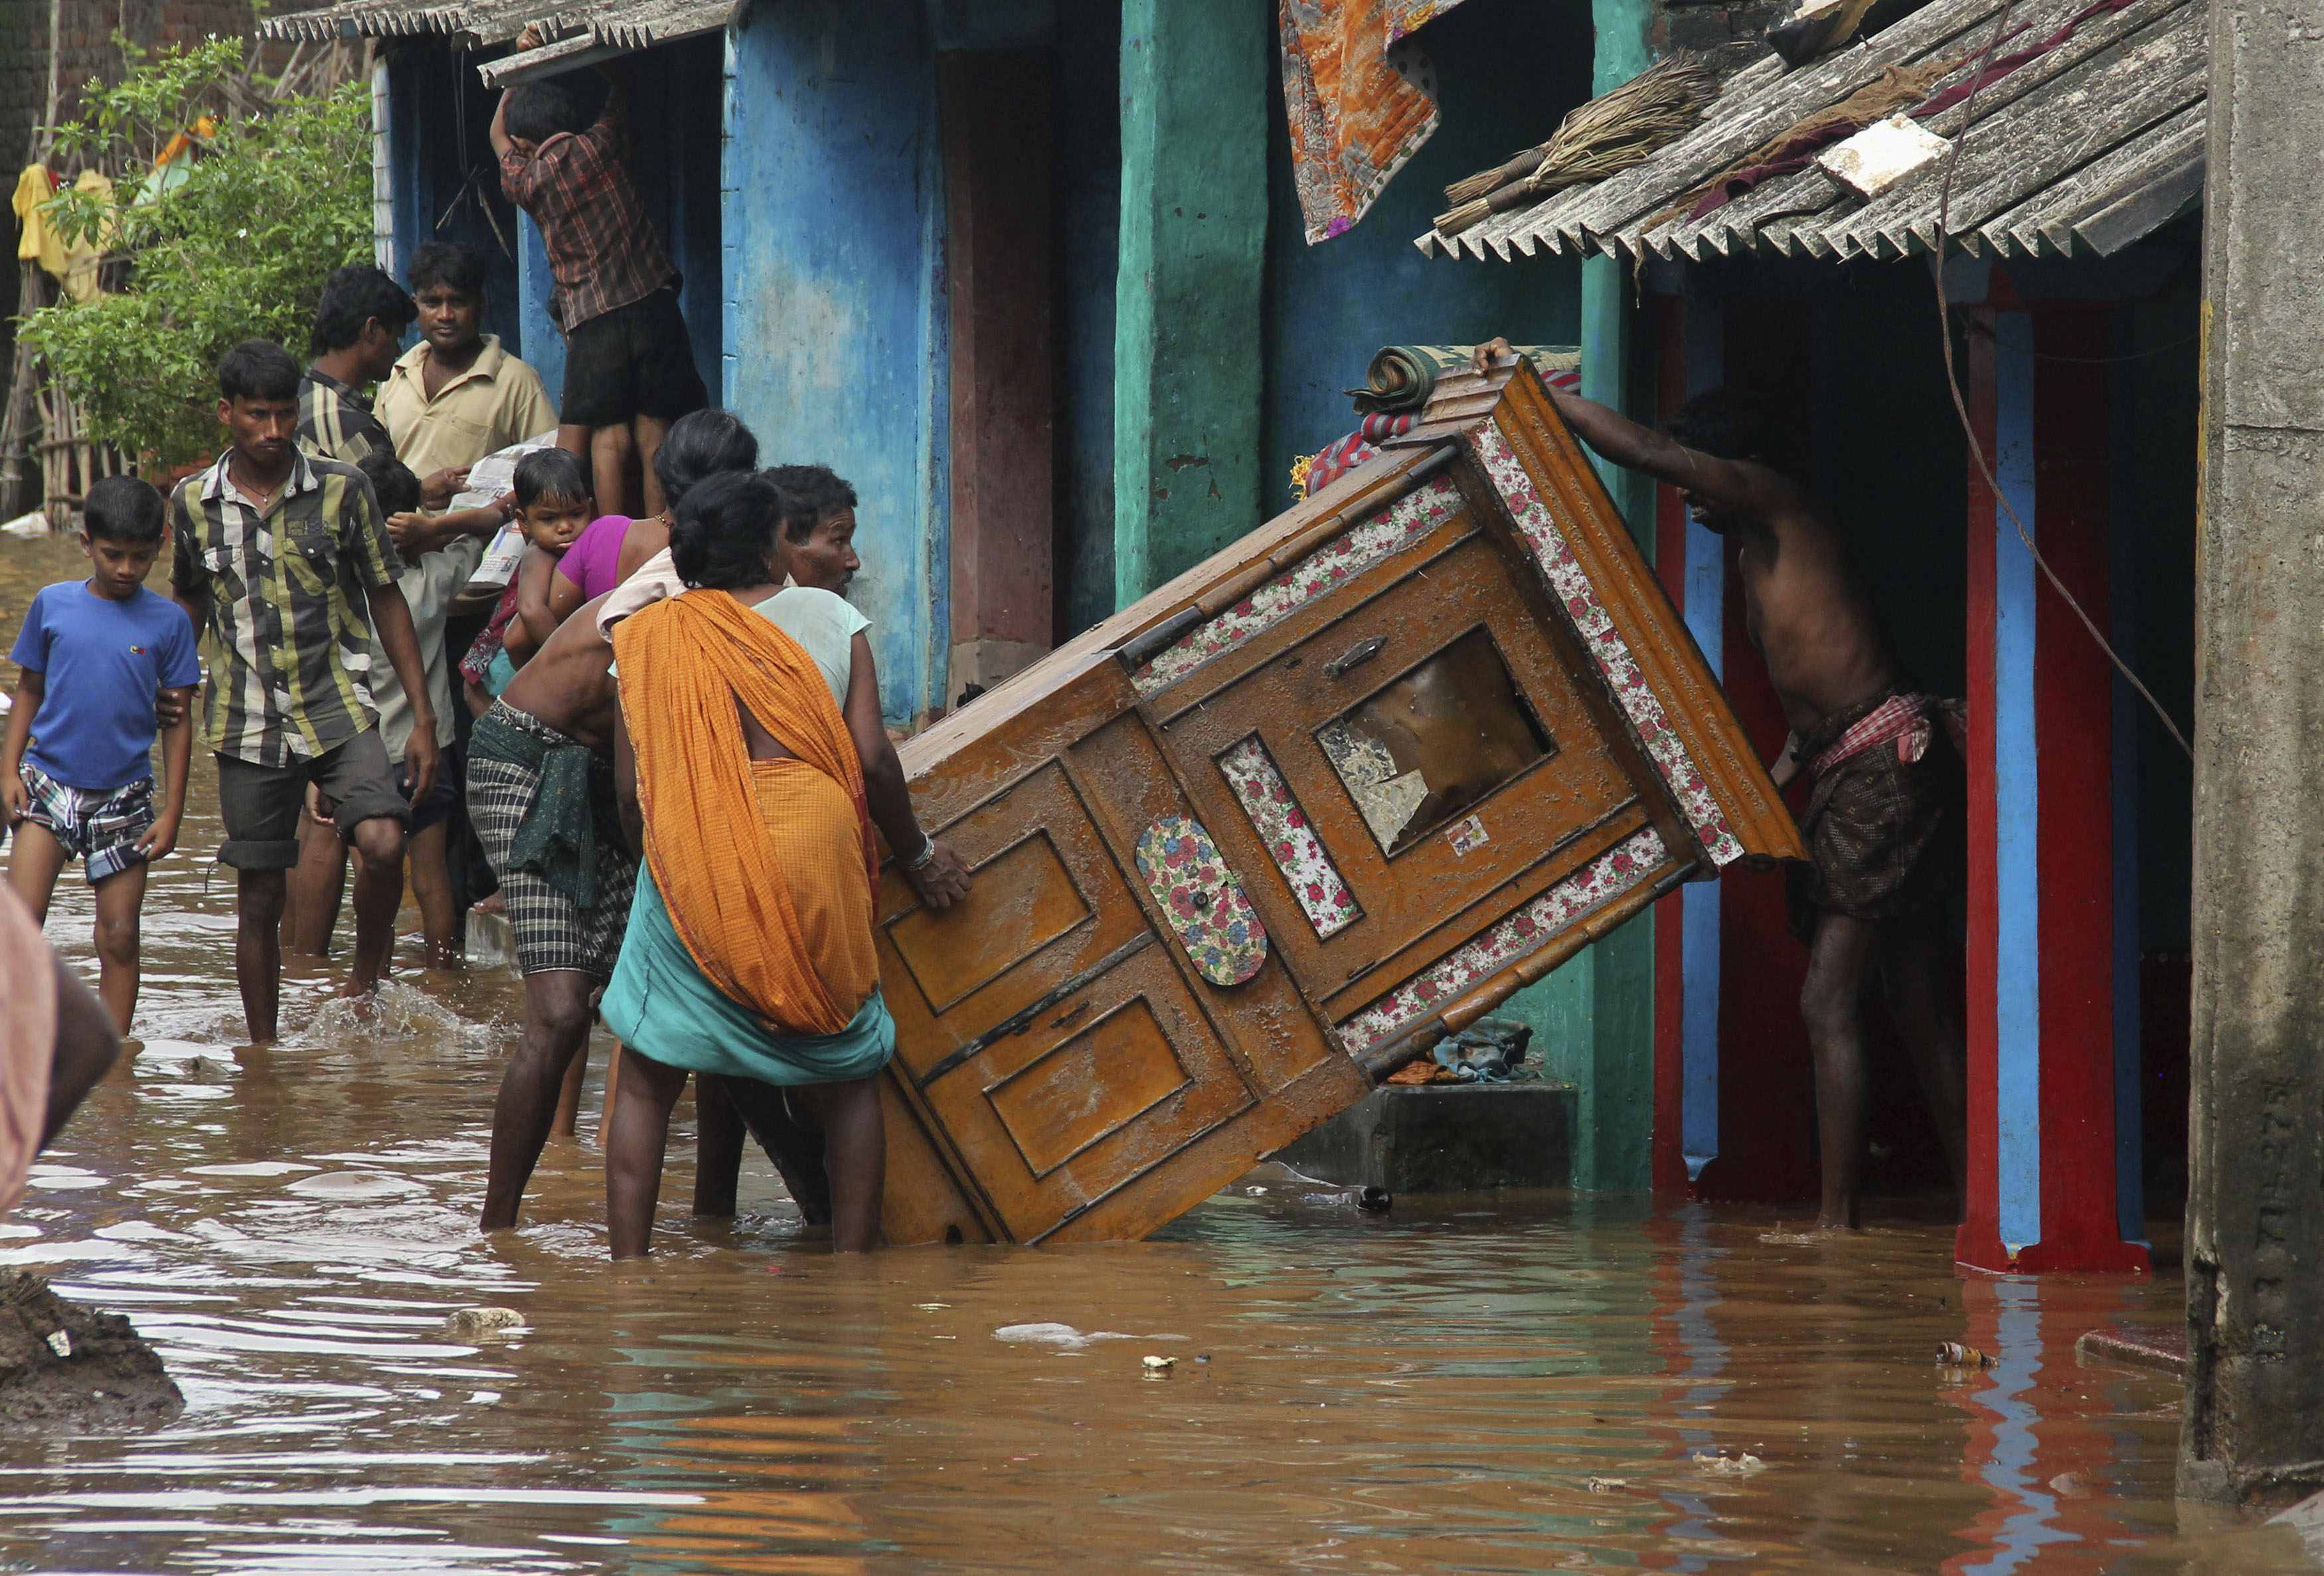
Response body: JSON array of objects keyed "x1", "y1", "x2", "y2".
[{"x1": 1477, "y1": 340, "x2": 1965, "y2": 1231}]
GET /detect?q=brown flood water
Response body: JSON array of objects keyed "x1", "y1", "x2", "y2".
[{"x1": 2, "y1": 533, "x2": 2317, "y2": 1575}]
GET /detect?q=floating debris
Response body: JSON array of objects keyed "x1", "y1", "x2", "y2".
[
  {"x1": 995, "y1": 1323, "x2": 1132, "y2": 1350},
  {"x1": 1937, "y1": 1342, "x2": 1995, "y2": 1369},
  {"x1": 1586, "y1": 1476, "x2": 1627, "y2": 1494},
  {"x1": 1693, "y1": 1450, "x2": 1767, "y2": 1475},
  {"x1": 286, "y1": 1172, "x2": 428, "y2": 1202},
  {"x1": 442, "y1": 1307, "x2": 528, "y2": 1340},
  {"x1": 1141, "y1": 1355, "x2": 1176, "y2": 1375}
]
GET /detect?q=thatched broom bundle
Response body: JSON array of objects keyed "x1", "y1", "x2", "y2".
[{"x1": 1434, "y1": 54, "x2": 1721, "y2": 238}]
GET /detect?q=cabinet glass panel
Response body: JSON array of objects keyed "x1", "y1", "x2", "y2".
[{"x1": 1314, "y1": 626, "x2": 1554, "y2": 856}]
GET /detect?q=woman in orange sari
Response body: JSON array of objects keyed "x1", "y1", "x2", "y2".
[{"x1": 602, "y1": 472, "x2": 967, "y2": 1257}]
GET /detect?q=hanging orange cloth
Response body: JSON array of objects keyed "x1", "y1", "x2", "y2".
[
  {"x1": 612, "y1": 590, "x2": 878, "y2": 1038},
  {"x1": 1280, "y1": 0, "x2": 1474, "y2": 243}
]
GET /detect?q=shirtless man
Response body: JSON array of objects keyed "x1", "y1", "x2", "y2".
[
  {"x1": 1476, "y1": 339, "x2": 1965, "y2": 1229},
  {"x1": 467, "y1": 590, "x2": 634, "y2": 1231}
]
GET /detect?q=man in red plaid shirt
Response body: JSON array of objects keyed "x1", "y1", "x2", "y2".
[
  {"x1": 1475, "y1": 337, "x2": 1967, "y2": 1233},
  {"x1": 493, "y1": 33, "x2": 708, "y2": 519}
]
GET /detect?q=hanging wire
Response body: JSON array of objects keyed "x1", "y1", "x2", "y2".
[
  {"x1": 431, "y1": 48, "x2": 515, "y2": 260},
  {"x1": 1926, "y1": 0, "x2": 2195, "y2": 760}
]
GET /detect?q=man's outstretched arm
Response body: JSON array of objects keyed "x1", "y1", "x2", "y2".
[
  {"x1": 1471, "y1": 337, "x2": 1779, "y2": 518},
  {"x1": 488, "y1": 81, "x2": 515, "y2": 159}
]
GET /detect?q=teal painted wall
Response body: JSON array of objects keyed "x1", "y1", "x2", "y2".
[
  {"x1": 722, "y1": 1, "x2": 949, "y2": 723},
  {"x1": 1076, "y1": 0, "x2": 1600, "y2": 630},
  {"x1": 1112, "y1": 0, "x2": 1271, "y2": 602}
]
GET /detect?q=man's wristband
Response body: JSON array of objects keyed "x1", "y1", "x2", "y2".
[{"x1": 904, "y1": 833, "x2": 938, "y2": 871}]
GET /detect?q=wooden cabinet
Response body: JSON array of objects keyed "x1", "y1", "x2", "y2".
[{"x1": 876, "y1": 362, "x2": 1803, "y2": 1245}]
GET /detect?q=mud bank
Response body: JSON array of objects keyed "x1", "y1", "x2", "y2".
[{"x1": 0, "y1": 1270, "x2": 181, "y2": 1435}]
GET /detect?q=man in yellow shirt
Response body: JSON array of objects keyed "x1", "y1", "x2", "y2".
[
  {"x1": 373, "y1": 242, "x2": 560, "y2": 969},
  {"x1": 377, "y1": 242, "x2": 560, "y2": 494}
]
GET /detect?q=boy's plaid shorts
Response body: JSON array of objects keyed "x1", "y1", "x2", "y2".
[{"x1": 15, "y1": 762, "x2": 154, "y2": 884}]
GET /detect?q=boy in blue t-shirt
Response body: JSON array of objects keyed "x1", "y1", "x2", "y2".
[{"x1": 1, "y1": 476, "x2": 201, "y2": 1033}]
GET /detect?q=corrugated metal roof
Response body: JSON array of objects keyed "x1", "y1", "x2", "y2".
[
  {"x1": 259, "y1": 0, "x2": 735, "y2": 52},
  {"x1": 1415, "y1": 0, "x2": 2206, "y2": 263}
]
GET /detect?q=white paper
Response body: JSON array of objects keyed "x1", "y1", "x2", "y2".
[{"x1": 451, "y1": 429, "x2": 558, "y2": 590}]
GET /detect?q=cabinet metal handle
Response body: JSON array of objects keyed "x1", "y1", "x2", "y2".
[{"x1": 1324, "y1": 636, "x2": 1387, "y2": 680}]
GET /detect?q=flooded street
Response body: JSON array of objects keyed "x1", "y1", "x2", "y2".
[{"x1": 1, "y1": 533, "x2": 2313, "y2": 1575}]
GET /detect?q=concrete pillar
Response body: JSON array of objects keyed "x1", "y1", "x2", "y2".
[
  {"x1": 1111, "y1": 0, "x2": 1268, "y2": 602},
  {"x1": 2181, "y1": 0, "x2": 2324, "y2": 1506},
  {"x1": 1504, "y1": 0, "x2": 1659, "y2": 1193}
]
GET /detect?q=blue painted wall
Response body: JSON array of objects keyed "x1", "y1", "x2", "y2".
[
  {"x1": 724, "y1": 0, "x2": 949, "y2": 722},
  {"x1": 1257, "y1": 1, "x2": 1594, "y2": 517},
  {"x1": 384, "y1": 51, "x2": 527, "y2": 355},
  {"x1": 1054, "y1": 0, "x2": 1599, "y2": 635},
  {"x1": 515, "y1": 217, "x2": 565, "y2": 400},
  {"x1": 384, "y1": 1, "x2": 1608, "y2": 707}
]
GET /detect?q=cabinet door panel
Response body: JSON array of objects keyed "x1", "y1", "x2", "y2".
[
  {"x1": 1158, "y1": 531, "x2": 1637, "y2": 997},
  {"x1": 920, "y1": 941, "x2": 1254, "y2": 1239},
  {"x1": 876, "y1": 761, "x2": 1147, "y2": 1083},
  {"x1": 877, "y1": 739, "x2": 1263, "y2": 1241}
]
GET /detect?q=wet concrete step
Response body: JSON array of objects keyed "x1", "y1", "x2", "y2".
[
  {"x1": 1267, "y1": 1081, "x2": 1578, "y2": 1193},
  {"x1": 2074, "y1": 1326, "x2": 2189, "y2": 1379}
]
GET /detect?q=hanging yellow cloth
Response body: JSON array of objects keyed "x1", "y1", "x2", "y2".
[
  {"x1": 612, "y1": 590, "x2": 878, "y2": 1038},
  {"x1": 12, "y1": 165, "x2": 65, "y2": 275},
  {"x1": 14, "y1": 167, "x2": 114, "y2": 303}
]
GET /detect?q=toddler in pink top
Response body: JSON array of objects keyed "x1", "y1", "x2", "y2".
[{"x1": 554, "y1": 513, "x2": 637, "y2": 602}]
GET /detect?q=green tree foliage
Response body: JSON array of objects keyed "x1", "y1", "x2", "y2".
[{"x1": 19, "y1": 39, "x2": 371, "y2": 468}]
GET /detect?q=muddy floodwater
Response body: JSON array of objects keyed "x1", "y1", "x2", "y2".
[{"x1": 1, "y1": 533, "x2": 2314, "y2": 1575}]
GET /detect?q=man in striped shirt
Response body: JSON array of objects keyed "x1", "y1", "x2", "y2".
[
  {"x1": 171, "y1": 340, "x2": 439, "y2": 1043},
  {"x1": 297, "y1": 265, "x2": 407, "y2": 470},
  {"x1": 288, "y1": 265, "x2": 509, "y2": 970}
]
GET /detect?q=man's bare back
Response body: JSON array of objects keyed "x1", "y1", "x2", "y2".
[
  {"x1": 1717, "y1": 489, "x2": 1895, "y2": 737},
  {"x1": 499, "y1": 590, "x2": 618, "y2": 752}
]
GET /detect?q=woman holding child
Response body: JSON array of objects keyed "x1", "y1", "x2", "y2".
[{"x1": 601, "y1": 470, "x2": 968, "y2": 1258}]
